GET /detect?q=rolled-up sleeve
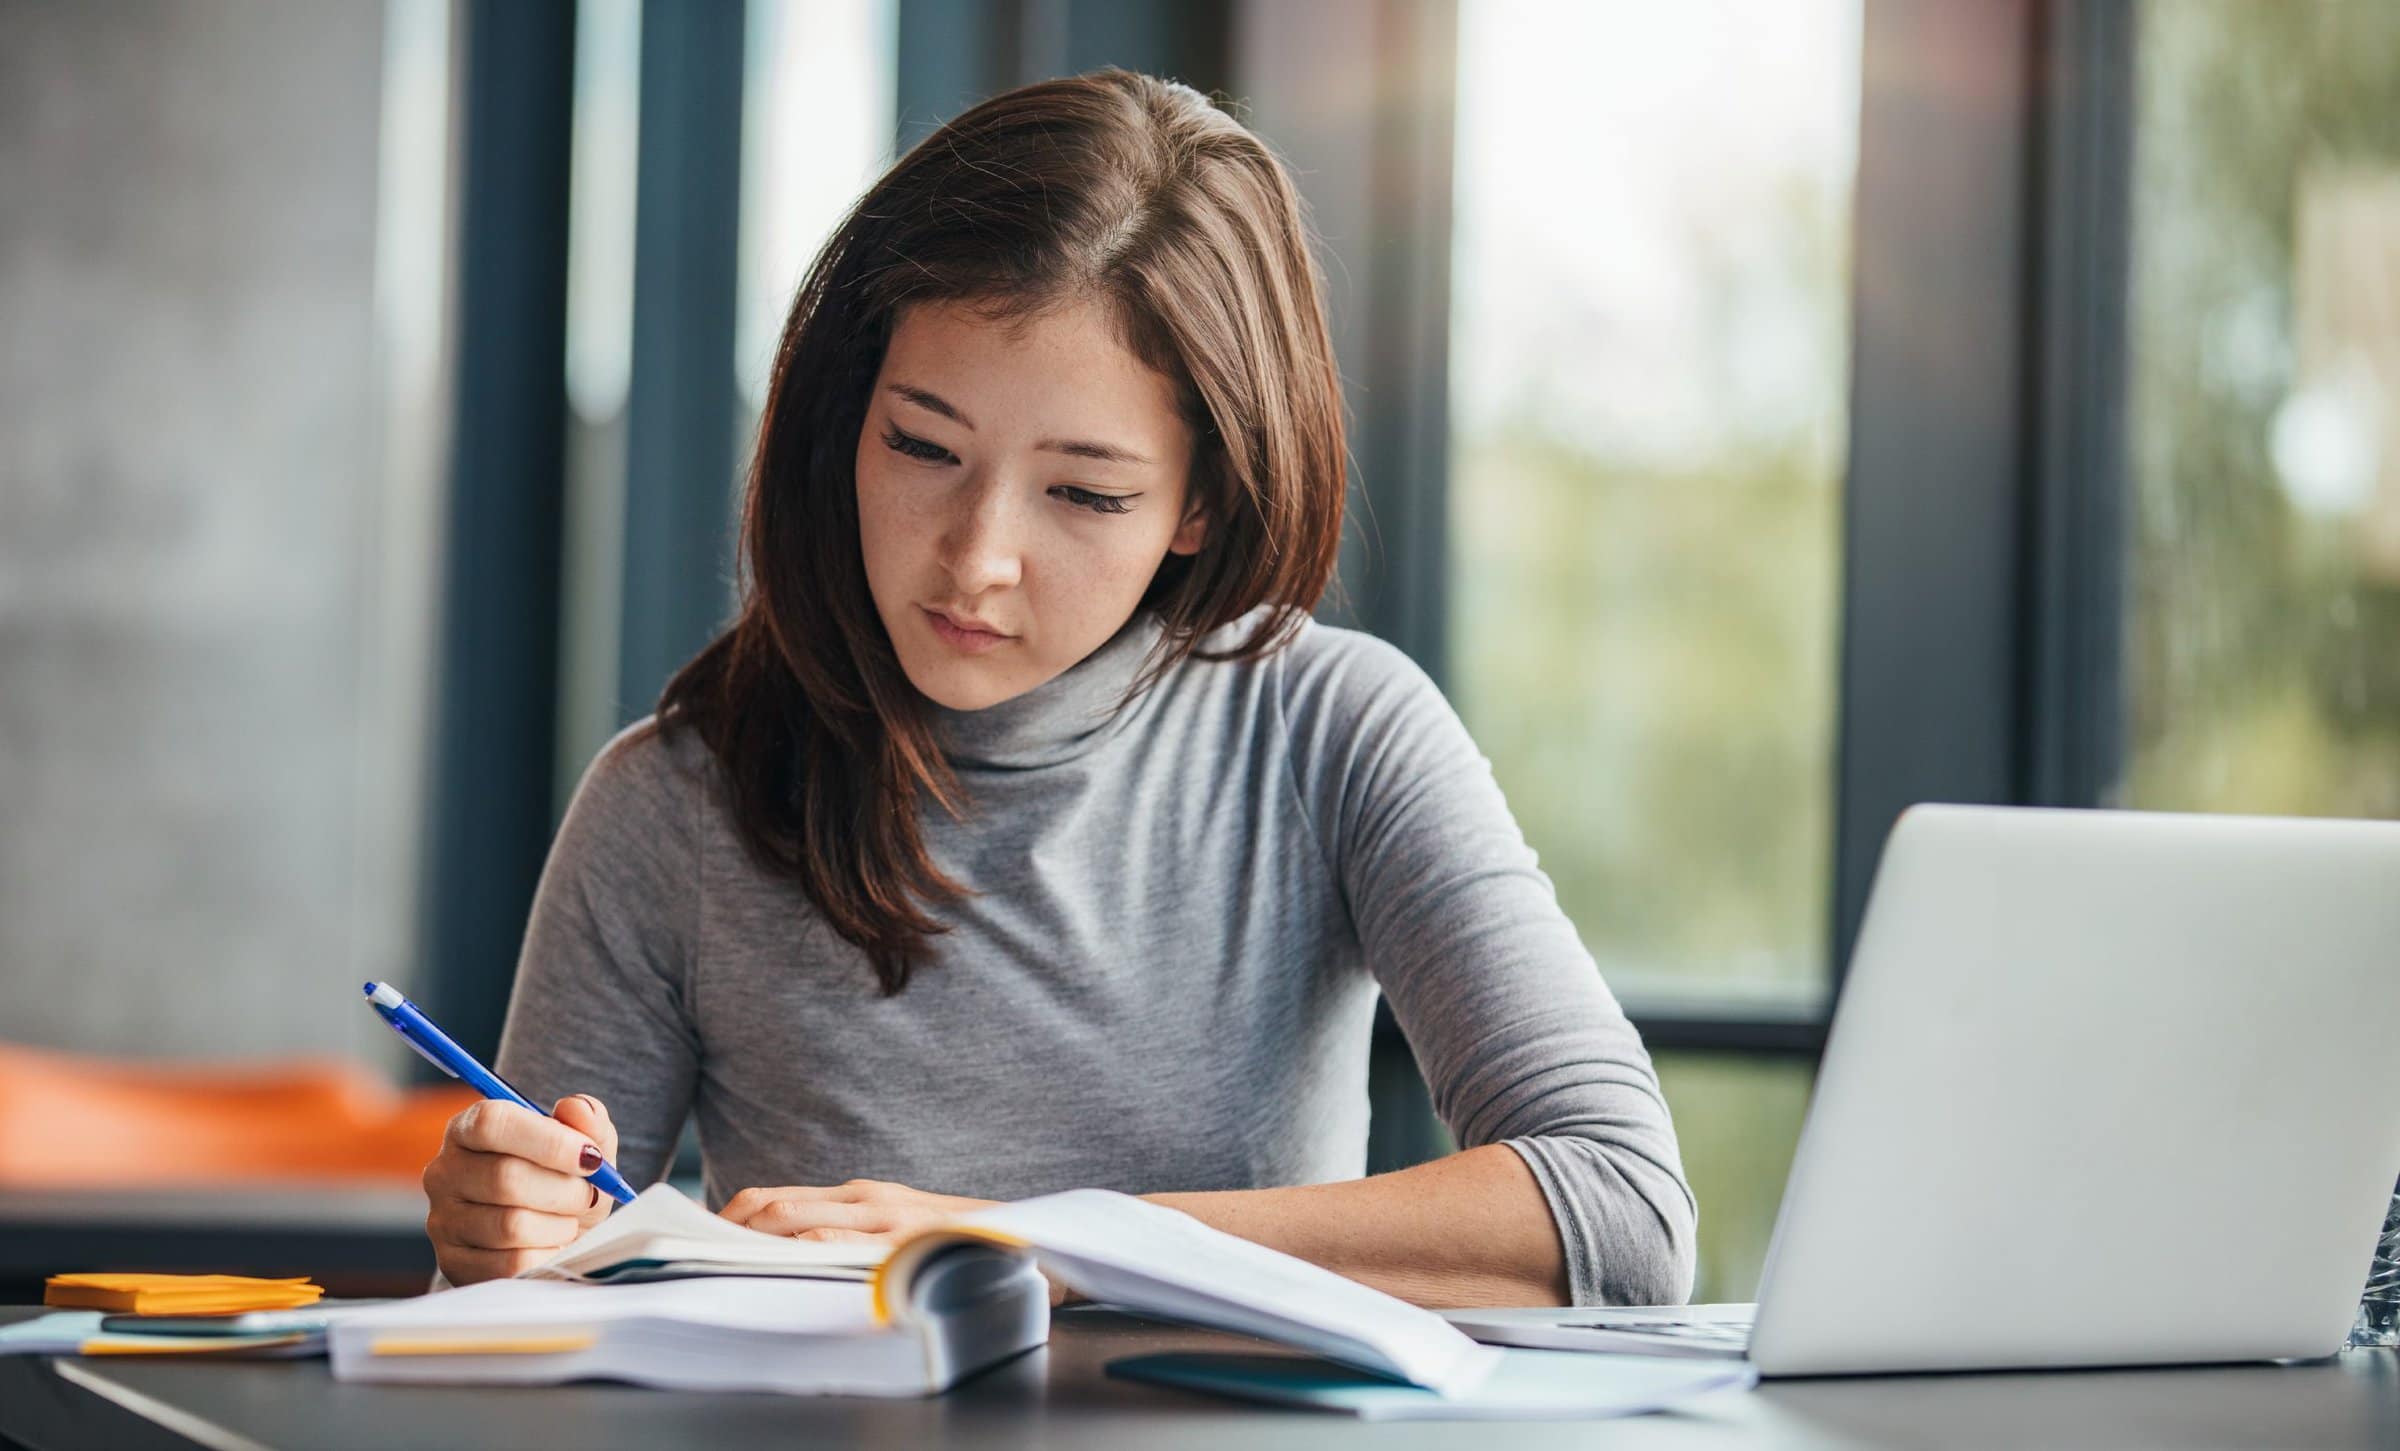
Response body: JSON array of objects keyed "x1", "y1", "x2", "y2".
[{"x1": 1279, "y1": 629, "x2": 1697, "y2": 1307}]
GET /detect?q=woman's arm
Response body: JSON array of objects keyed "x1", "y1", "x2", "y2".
[
  {"x1": 1275, "y1": 627, "x2": 1698, "y2": 1308},
  {"x1": 489, "y1": 720, "x2": 704, "y2": 1190},
  {"x1": 717, "y1": 1146, "x2": 1563, "y2": 1307},
  {"x1": 422, "y1": 722, "x2": 707, "y2": 1286},
  {"x1": 492, "y1": 719, "x2": 700, "y2": 1184},
  {"x1": 1144, "y1": 1143, "x2": 1565, "y2": 1307}
]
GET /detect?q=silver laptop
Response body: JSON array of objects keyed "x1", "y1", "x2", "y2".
[{"x1": 1449, "y1": 804, "x2": 2400, "y2": 1376}]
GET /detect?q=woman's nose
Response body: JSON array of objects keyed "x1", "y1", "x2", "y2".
[{"x1": 937, "y1": 479, "x2": 1024, "y2": 595}]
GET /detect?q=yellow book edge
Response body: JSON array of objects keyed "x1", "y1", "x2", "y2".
[
  {"x1": 868, "y1": 1225, "x2": 1031, "y2": 1326},
  {"x1": 82, "y1": 1334, "x2": 313, "y2": 1357}
]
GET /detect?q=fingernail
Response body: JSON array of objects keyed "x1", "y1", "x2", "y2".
[
  {"x1": 588, "y1": 1182, "x2": 600, "y2": 1209},
  {"x1": 575, "y1": 1094, "x2": 601, "y2": 1117},
  {"x1": 578, "y1": 1145, "x2": 603, "y2": 1172}
]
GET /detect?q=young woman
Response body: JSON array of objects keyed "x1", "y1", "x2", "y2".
[{"x1": 420, "y1": 68, "x2": 1694, "y2": 1310}]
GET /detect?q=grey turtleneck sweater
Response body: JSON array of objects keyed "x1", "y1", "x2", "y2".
[{"x1": 493, "y1": 607, "x2": 1696, "y2": 1306}]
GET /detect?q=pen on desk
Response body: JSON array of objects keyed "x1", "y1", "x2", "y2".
[{"x1": 360, "y1": 981, "x2": 637, "y2": 1206}]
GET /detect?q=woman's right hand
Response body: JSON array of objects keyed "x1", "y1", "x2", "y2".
[{"x1": 421, "y1": 1093, "x2": 620, "y2": 1286}]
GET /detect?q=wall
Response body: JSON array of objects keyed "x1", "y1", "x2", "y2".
[{"x1": 0, "y1": 0, "x2": 414, "y2": 1067}]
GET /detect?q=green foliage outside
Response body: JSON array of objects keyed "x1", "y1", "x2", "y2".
[
  {"x1": 2126, "y1": 1, "x2": 2400, "y2": 818},
  {"x1": 1446, "y1": 87, "x2": 1849, "y2": 1301},
  {"x1": 1450, "y1": 429, "x2": 1840, "y2": 998},
  {"x1": 1652, "y1": 1052, "x2": 1813, "y2": 1304}
]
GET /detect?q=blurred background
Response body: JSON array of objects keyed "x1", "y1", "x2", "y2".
[{"x1": 2, "y1": 0, "x2": 2395, "y2": 1304}]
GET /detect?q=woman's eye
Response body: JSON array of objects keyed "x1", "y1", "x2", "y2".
[
  {"x1": 1054, "y1": 485, "x2": 1134, "y2": 516},
  {"x1": 881, "y1": 425, "x2": 952, "y2": 464},
  {"x1": 881, "y1": 425, "x2": 1130, "y2": 515}
]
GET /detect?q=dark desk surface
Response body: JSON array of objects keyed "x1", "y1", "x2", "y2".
[
  {"x1": 0, "y1": 1188, "x2": 435, "y2": 1302},
  {"x1": 2, "y1": 1305, "x2": 2395, "y2": 1451}
]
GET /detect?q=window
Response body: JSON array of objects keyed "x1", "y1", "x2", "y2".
[
  {"x1": 2122, "y1": 0, "x2": 2400, "y2": 821},
  {"x1": 1447, "y1": 0, "x2": 1862, "y2": 1300},
  {"x1": 736, "y1": 0, "x2": 901, "y2": 423},
  {"x1": 556, "y1": 0, "x2": 899, "y2": 790},
  {"x1": 1449, "y1": 0, "x2": 1861, "y2": 1006}
]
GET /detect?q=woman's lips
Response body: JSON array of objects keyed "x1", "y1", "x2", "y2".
[{"x1": 922, "y1": 606, "x2": 1014, "y2": 654}]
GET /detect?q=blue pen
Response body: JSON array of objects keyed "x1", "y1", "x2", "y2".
[{"x1": 362, "y1": 981, "x2": 637, "y2": 1206}]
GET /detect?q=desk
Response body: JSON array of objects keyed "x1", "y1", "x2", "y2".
[{"x1": 2, "y1": 1306, "x2": 2394, "y2": 1450}]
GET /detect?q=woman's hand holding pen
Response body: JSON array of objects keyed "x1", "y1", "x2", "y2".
[{"x1": 421, "y1": 1094, "x2": 620, "y2": 1286}]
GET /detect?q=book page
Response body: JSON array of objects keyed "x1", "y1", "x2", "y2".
[
  {"x1": 883, "y1": 1190, "x2": 1499, "y2": 1397},
  {"x1": 527, "y1": 1184, "x2": 885, "y2": 1282}
]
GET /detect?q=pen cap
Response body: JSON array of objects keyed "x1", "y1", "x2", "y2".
[{"x1": 362, "y1": 981, "x2": 463, "y2": 1079}]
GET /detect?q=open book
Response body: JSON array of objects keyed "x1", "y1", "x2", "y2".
[
  {"x1": 507, "y1": 1182, "x2": 1504, "y2": 1391},
  {"x1": 878, "y1": 1194, "x2": 1752, "y2": 1416},
  {"x1": 519, "y1": 1180, "x2": 883, "y2": 1284},
  {"x1": 876, "y1": 1187, "x2": 1501, "y2": 1396},
  {"x1": 330, "y1": 1183, "x2": 1499, "y2": 1398}
]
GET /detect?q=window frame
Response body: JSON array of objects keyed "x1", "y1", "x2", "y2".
[
  {"x1": 418, "y1": 0, "x2": 579, "y2": 1067},
  {"x1": 1235, "y1": 0, "x2": 2133, "y2": 1062},
  {"x1": 1835, "y1": 0, "x2": 2131, "y2": 985}
]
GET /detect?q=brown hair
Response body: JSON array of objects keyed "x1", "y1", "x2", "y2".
[{"x1": 656, "y1": 68, "x2": 1347, "y2": 994}]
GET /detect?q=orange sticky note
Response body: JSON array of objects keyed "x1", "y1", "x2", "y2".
[{"x1": 45, "y1": 1273, "x2": 325, "y2": 1315}]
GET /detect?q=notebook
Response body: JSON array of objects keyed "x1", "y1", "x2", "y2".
[{"x1": 520, "y1": 1182, "x2": 883, "y2": 1284}]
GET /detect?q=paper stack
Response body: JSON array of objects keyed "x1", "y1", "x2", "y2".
[
  {"x1": 7, "y1": 1274, "x2": 339, "y2": 1359},
  {"x1": 329, "y1": 1269, "x2": 1047, "y2": 1396},
  {"x1": 0, "y1": 1311, "x2": 333, "y2": 1359}
]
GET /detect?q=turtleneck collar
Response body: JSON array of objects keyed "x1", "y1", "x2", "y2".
[{"x1": 927, "y1": 609, "x2": 1169, "y2": 770}]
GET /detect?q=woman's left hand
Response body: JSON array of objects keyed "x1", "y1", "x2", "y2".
[
  {"x1": 719, "y1": 1178, "x2": 995, "y2": 1245},
  {"x1": 718, "y1": 1179, "x2": 1073, "y2": 1306}
]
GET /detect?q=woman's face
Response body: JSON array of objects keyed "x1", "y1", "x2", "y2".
[{"x1": 855, "y1": 297, "x2": 1206, "y2": 711}]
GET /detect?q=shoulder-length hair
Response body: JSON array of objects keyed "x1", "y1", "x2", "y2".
[{"x1": 656, "y1": 68, "x2": 1347, "y2": 995}]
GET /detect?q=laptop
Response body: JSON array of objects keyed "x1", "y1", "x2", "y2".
[{"x1": 1448, "y1": 804, "x2": 2400, "y2": 1376}]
